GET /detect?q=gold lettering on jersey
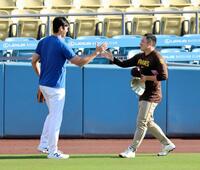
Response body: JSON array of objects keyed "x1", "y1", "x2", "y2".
[
  {"x1": 159, "y1": 58, "x2": 164, "y2": 64},
  {"x1": 137, "y1": 59, "x2": 150, "y2": 67}
]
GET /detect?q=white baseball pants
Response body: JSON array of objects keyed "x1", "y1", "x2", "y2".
[{"x1": 38, "y1": 85, "x2": 65, "y2": 154}]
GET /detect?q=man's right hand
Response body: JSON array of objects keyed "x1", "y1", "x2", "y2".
[
  {"x1": 100, "y1": 51, "x2": 114, "y2": 61},
  {"x1": 95, "y1": 43, "x2": 108, "y2": 55}
]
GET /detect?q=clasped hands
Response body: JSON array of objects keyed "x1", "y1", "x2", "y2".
[{"x1": 94, "y1": 43, "x2": 113, "y2": 61}]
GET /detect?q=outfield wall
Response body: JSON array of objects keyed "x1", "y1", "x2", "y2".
[
  {"x1": 0, "y1": 63, "x2": 199, "y2": 138},
  {"x1": 0, "y1": 63, "x2": 4, "y2": 137}
]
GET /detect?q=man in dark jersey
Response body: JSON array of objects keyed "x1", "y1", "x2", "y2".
[{"x1": 102, "y1": 33, "x2": 175, "y2": 158}]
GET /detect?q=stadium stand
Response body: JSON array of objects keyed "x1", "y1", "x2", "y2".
[
  {"x1": 0, "y1": 0, "x2": 200, "y2": 39},
  {"x1": 137, "y1": 0, "x2": 164, "y2": 8},
  {"x1": 3, "y1": 37, "x2": 37, "y2": 61},
  {"x1": 154, "y1": 7, "x2": 184, "y2": 35},
  {"x1": 107, "y1": 0, "x2": 133, "y2": 11},
  {"x1": 0, "y1": 41, "x2": 3, "y2": 57},
  {"x1": 182, "y1": 6, "x2": 200, "y2": 34},
  {"x1": 11, "y1": 9, "x2": 44, "y2": 39},
  {"x1": 160, "y1": 48, "x2": 185, "y2": 53},
  {"x1": 0, "y1": 10, "x2": 13, "y2": 40},
  {"x1": 155, "y1": 34, "x2": 184, "y2": 51},
  {"x1": 112, "y1": 35, "x2": 141, "y2": 59},
  {"x1": 97, "y1": 8, "x2": 123, "y2": 37},
  {"x1": 0, "y1": 0, "x2": 17, "y2": 12},
  {"x1": 40, "y1": 8, "x2": 67, "y2": 35},
  {"x1": 125, "y1": 7, "x2": 155, "y2": 35},
  {"x1": 79, "y1": 0, "x2": 102, "y2": 10},
  {"x1": 50, "y1": 0, "x2": 74, "y2": 10},
  {"x1": 21, "y1": 0, "x2": 45, "y2": 11},
  {"x1": 1, "y1": 32, "x2": 200, "y2": 64},
  {"x1": 68, "y1": 8, "x2": 99, "y2": 38},
  {"x1": 168, "y1": 0, "x2": 192, "y2": 8}
]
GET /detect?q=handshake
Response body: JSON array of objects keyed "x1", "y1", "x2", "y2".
[{"x1": 94, "y1": 43, "x2": 114, "y2": 61}]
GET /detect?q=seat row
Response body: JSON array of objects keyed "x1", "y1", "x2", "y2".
[
  {"x1": 1, "y1": 6, "x2": 200, "y2": 40},
  {"x1": 1, "y1": 35, "x2": 200, "y2": 65},
  {"x1": 2, "y1": 0, "x2": 200, "y2": 11}
]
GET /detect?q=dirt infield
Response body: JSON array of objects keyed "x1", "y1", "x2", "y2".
[{"x1": 0, "y1": 138, "x2": 200, "y2": 154}]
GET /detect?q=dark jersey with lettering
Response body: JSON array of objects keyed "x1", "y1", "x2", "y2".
[{"x1": 113, "y1": 50, "x2": 168, "y2": 103}]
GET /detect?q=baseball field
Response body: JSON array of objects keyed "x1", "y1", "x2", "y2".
[
  {"x1": 0, "y1": 153, "x2": 200, "y2": 170},
  {"x1": 0, "y1": 139, "x2": 199, "y2": 170}
]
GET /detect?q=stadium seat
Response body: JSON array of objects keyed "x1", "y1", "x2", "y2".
[
  {"x1": 160, "y1": 48, "x2": 184, "y2": 53},
  {"x1": 40, "y1": 8, "x2": 67, "y2": 35},
  {"x1": 0, "y1": 0, "x2": 17, "y2": 12},
  {"x1": 4, "y1": 37, "x2": 37, "y2": 61},
  {"x1": 183, "y1": 34, "x2": 200, "y2": 38},
  {"x1": 50, "y1": 0, "x2": 74, "y2": 10},
  {"x1": 22, "y1": 0, "x2": 45, "y2": 10},
  {"x1": 79, "y1": 0, "x2": 102, "y2": 10},
  {"x1": 0, "y1": 10, "x2": 13, "y2": 40},
  {"x1": 192, "y1": 48, "x2": 200, "y2": 52},
  {"x1": 125, "y1": 7, "x2": 155, "y2": 35},
  {"x1": 11, "y1": 9, "x2": 43, "y2": 39},
  {"x1": 97, "y1": 8, "x2": 123, "y2": 37},
  {"x1": 107, "y1": 0, "x2": 133, "y2": 11},
  {"x1": 155, "y1": 34, "x2": 185, "y2": 50},
  {"x1": 168, "y1": 0, "x2": 192, "y2": 8},
  {"x1": 182, "y1": 6, "x2": 200, "y2": 34},
  {"x1": 155, "y1": 34, "x2": 179, "y2": 38},
  {"x1": 154, "y1": 7, "x2": 184, "y2": 35},
  {"x1": 0, "y1": 40, "x2": 4, "y2": 57},
  {"x1": 137, "y1": 0, "x2": 163, "y2": 8},
  {"x1": 68, "y1": 8, "x2": 99, "y2": 38}
]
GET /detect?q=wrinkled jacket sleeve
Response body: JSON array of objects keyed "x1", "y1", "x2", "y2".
[{"x1": 112, "y1": 55, "x2": 138, "y2": 68}]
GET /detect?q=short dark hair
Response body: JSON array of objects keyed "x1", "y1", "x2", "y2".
[
  {"x1": 53, "y1": 17, "x2": 69, "y2": 33},
  {"x1": 144, "y1": 33, "x2": 157, "y2": 46}
]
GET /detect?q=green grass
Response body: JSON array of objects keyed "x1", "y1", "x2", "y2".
[{"x1": 0, "y1": 153, "x2": 199, "y2": 170}]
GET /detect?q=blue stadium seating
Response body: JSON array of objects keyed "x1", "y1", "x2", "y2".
[
  {"x1": 192, "y1": 48, "x2": 200, "y2": 52},
  {"x1": 0, "y1": 34, "x2": 200, "y2": 64},
  {"x1": 0, "y1": 41, "x2": 3, "y2": 57},
  {"x1": 4, "y1": 37, "x2": 38, "y2": 61}
]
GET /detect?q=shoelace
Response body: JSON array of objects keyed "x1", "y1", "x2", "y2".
[{"x1": 54, "y1": 153, "x2": 61, "y2": 157}]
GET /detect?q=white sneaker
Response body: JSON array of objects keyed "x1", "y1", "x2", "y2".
[
  {"x1": 158, "y1": 143, "x2": 176, "y2": 156},
  {"x1": 37, "y1": 146, "x2": 49, "y2": 154},
  {"x1": 119, "y1": 147, "x2": 135, "y2": 158},
  {"x1": 47, "y1": 152, "x2": 69, "y2": 159}
]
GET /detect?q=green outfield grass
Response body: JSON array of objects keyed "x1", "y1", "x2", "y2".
[{"x1": 0, "y1": 153, "x2": 199, "y2": 170}]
